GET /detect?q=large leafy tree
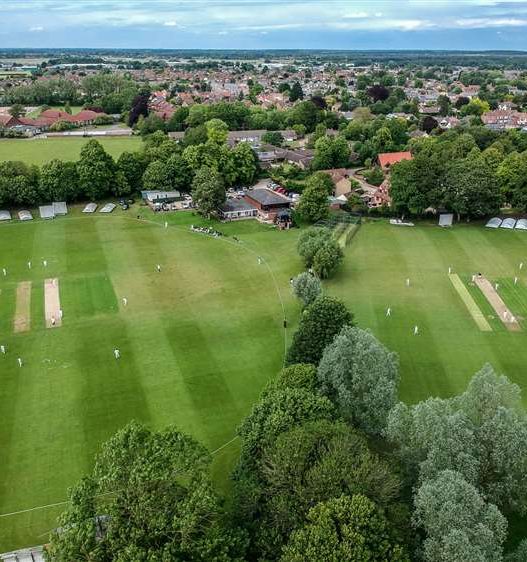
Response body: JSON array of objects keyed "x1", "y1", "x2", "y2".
[
  {"x1": 39, "y1": 159, "x2": 80, "y2": 202},
  {"x1": 298, "y1": 179, "x2": 329, "y2": 223},
  {"x1": 443, "y1": 153, "x2": 501, "y2": 219},
  {"x1": 232, "y1": 141, "x2": 259, "y2": 186},
  {"x1": 77, "y1": 139, "x2": 117, "y2": 201},
  {"x1": 387, "y1": 364, "x2": 527, "y2": 514},
  {"x1": 297, "y1": 227, "x2": 332, "y2": 267},
  {"x1": 191, "y1": 165, "x2": 226, "y2": 218},
  {"x1": 235, "y1": 418, "x2": 405, "y2": 561},
  {"x1": 0, "y1": 161, "x2": 40, "y2": 206},
  {"x1": 205, "y1": 118, "x2": 229, "y2": 145},
  {"x1": 496, "y1": 151, "x2": 527, "y2": 209},
  {"x1": 47, "y1": 422, "x2": 247, "y2": 561},
  {"x1": 291, "y1": 272, "x2": 322, "y2": 308},
  {"x1": 312, "y1": 136, "x2": 350, "y2": 170},
  {"x1": 289, "y1": 81, "x2": 304, "y2": 103},
  {"x1": 237, "y1": 388, "x2": 335, "y2": 469},
  {"x1": 414, "y1": 470, "x2": 507, "y2": 562},
  {"x1": 318, "y1": 326, "x2": 399, "y2": 435},
  {"x1": 286, "y1": 296, "x2": 353, "y2": 366},
  {"x1": 280, "y1": 495, "x2": 409, "y2": 562},
  {"x1": 116, "y1": 151, "x2": 146, "y2": 192},
  {"x1": 312, "y1": 239, "x2": 343, "y2": 279}
]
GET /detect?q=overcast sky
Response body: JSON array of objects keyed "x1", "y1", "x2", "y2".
[{"x1": 3, "y1": 0, "x2": 527, "y2": 50}]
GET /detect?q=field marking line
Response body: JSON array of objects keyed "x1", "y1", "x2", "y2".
[
  {"x1": 13, "y1": 281, "x2": 31, "y2": 333},
  {"x1": 44, "y1": 278, "x2": 62, "y2": 329},
  {"x1": 0, "y1": 434, "x2": 240, "y2": 520},
  {"x1": 475, "y1": 275, "x2": 521, "y2": 332},
  {"x1": 448, "y1": 274, "x2": 492, "y2": 332}
]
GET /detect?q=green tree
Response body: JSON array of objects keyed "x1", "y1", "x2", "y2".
[
  {"x1": 191, "y1": 165, "x2": 226, "y2": 218},
  {"x1": 460, "y1": 97, "x2": 490, "y2": 117},
  {"x1": 166, "y1": 106, "x2": 189, "y2": 132},
  {"x1": 312, "y1": 136, "x2": 350, "y2": 170},
  {"x1": 264, "y1": 364, "x2": 318, "y2": 395},
  {"x1": 232, "y1": 141, "x2": 259, "y2": 186},
  {"x1": 291, "y1": 272, "x2": 322, "y2": 307},
  {"x1": 39, "y1": 159, "x2": 80, "y2": 202},
  {"x1": 286, "y1": 296, "x2": 353, "y2": 366},
  {"x1": 206, "y1": 118, "x2": 229, "y2": 145},
  {"x1": 414, "y1": 470, "x2": 507, "y2": 562},
  {"x1": 497, "y1": 151, "x2": 527, "y2": 209},
  {"x1": 237, "y1": 387, "x2": 335, "y2": 468},
  {"x1": 137, "y1": 113, "x2": 166, "y2": 136},
  {"x1": 142, "y1": 160, "x2": 172, "y2": 191},
  {"x1": 117, "y1": 151, "x2": 145, "y2": 192},
  {"x1": 387, "y1": 364, "x2": 527, "y2": 514},
  {"x1": 77, "y1": 139, "x2": 116, "y2": 201},
  {"x1": 298, "y1": 181, "x2": 329, "y2": 223},
  {"x1": 312, "y1": 239, "x2": 343, "y2": 279},
  {"x1": 318, "y1": 326, "x2": 399, "y2": 435},
  {"x1": 289, "y1": 81, "x2": 304, "y2": 102},
  {"x1": 297, "y1": 227, "x2": 332, "y2": 267},
  {"x1": 47, "y1": 422, "x2": 247, "y2": 561},
  {"x1": 443, "y1": 153, "x2": 501, "y2": 219},
  {"x1": 8, "y1": 103, "x2": 25, "y2": 118},
  {"x1": 262, "y1": 131, "x2": 284, "y2": 147},
  {"x1": 280, "y1": 495, "x2": 409, "y2": 562}
]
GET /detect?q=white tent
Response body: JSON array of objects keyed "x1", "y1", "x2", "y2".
[
  {"x1": 515, "y1": 219, "x2": 527, "y2": 230},
  {"x1": 82, "y1": 203, "x2": 97, "y2": 213},
  {"x1": 501, "y1": 218, "x2": 516, "y2": 229},
  {"x1": 18, "y1": 210, "x2": 33, "y2": 221},
  {"x1": 53, "y1": 201, "x2": 68, "y2": 215},
  {"x1": 485, "y1": 217, "x2": 502, "y2": 229},
  {"x1": 39, "y1": 205, "x2": 55, "y2": 219},
  {"x1": 0, "y1": 210, "x2": 11, "y2": 221},
  {"x1": 99, "y1": 203, "x2": 116, "y2": 213},
  {"x1": 439, "y1": 213, "x2": 453, "y2": 227}
]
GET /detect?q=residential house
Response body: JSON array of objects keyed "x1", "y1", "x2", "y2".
[
  {"x1": 321, "y1": 168, "x2": 352, "y2": 197},
  {"x1": 378, "y1": 151, "x2": 413, "y2": 170}
]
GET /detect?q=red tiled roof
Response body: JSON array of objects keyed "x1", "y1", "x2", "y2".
[
  {"x1": 378, "y1": 151, "x2": 413, "y2": 169},
  {"x1": 0, "y1": 115, "x2": 20, "y2": 127}
]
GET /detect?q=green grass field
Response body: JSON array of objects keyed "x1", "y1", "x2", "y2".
[
  {"x1": 0, "y1": 209, "x2": 302, "y2": 551},
  {"x1": 3, "y1": 214, "x2": 527, "y2": 551},
  {"x1": 327, "y1": 220, "x2": 527, "y2": 405},
  {"x1": 0, "y1": 137, "x2": 143, "y2": 165}
]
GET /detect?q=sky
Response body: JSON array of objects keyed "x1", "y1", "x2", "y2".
[{"x1": 3, "y1": 0, "x2": 527, "y2": 51}]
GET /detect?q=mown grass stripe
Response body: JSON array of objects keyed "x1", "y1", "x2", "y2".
[{"x1": 449, "y1": 273, "x2": 492, "y2": 332}]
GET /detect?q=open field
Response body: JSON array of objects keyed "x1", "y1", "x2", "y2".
[
  {"x1": 0, "y1": 137, "x2": 143, "y2": 165},
  {"x1": 0, "y1": 209, "x2": 301, "y2": 551},
  {"x1": 3, "y1": 214, "x2": 527, "y2": 550},
  {"x1": 327, "y1": 220, "x2": 527, "y2": 406}
]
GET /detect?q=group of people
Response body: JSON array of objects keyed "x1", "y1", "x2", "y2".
[{"x1": 190, "y1": 225, "x2": 224, "y2": 238}]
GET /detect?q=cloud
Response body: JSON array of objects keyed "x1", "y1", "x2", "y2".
[
  {"x1": 164, "y1": 21, "x2": 178, "y2": 27},
  {"x1": 342, "y1": 11, "x2": 369, "y2": 19},
  {"x1": 29, "y1": 25, "x2": 44, "y2": 32}
]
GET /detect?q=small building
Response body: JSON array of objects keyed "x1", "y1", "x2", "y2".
[
  {"x1": 244, "y1": 188, "x2": 292, "y2": 220},
  {"x1": 141, "y1": 190, "x2": 182, "y2": 209},
  {"x1": 218, "y1": 198, "x2": 258, "y2": 220}
]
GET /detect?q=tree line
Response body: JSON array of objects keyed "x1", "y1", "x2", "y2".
[
  {"x1": 0, "y1": 121, "x2": 260, "y2": 210},
  {"x1": 390, "y1": 126, "x2": 527, "y2": 219}
]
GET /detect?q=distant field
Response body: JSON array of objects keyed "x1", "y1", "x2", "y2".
[
  {"x1": 26, "y1": 105, "x2": 84, "y2": 118},
  {"x1": 0, "y1": 137, "x2": 143, "y2": 165}
]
